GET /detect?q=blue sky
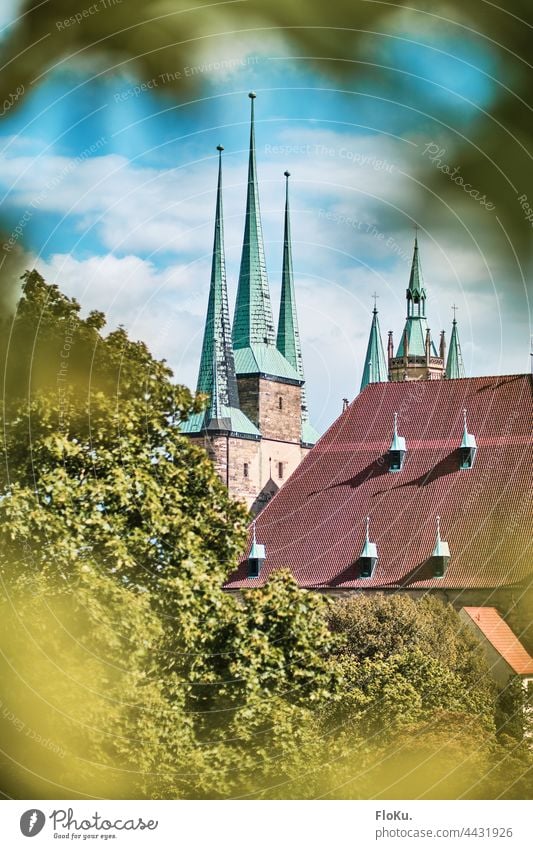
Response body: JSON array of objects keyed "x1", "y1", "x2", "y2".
[{"x1": 0, "y1": 13, "x2": 529, "y2": 431}]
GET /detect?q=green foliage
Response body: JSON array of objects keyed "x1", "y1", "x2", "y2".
[{"x1": 495, "y1": 676, "x2": 525, "y2": 741}]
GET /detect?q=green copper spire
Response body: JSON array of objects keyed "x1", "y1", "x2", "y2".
[
  {"x1": 277, "y1": 172, "x2": 300, "y2": 369},
  {"x1": 396, "y1": 236, "x2": 437, "y2": 358},
  {"x1": 446, "y1": 312, "x2": 466, "y2": 378},
  {"x1": 276, "y1": 172, "x2": 318, "y2": 444},
  {"x1": 232, "y1": 94, "x2": 300, "y2": 383},
  {"x1": 407, "y1": 234, "x2": 427, "y2": 317},
  {"x1": 182, "y1": 146, "x2": 259, "y2": 439},
  {"x1": 233, "y1": 92, "x2": 275, "y2": 350},
  {"x1": 360, "y1": 298, "x2": 387, "y2": 391}
]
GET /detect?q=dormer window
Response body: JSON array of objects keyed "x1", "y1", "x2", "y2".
[
  {"x1": 431, "y1": 516, "x2": 450, "y2": 578},
  {"x1": 359, "y1": 516, "x2": 378, "y2": 578},
  {"x1": 389, "y1": 412, "x2": 406, "y2": 472},
  {"x1": 248, "y1": 522, "x2": 266, "y2": 578},
  {"x1": 460, "y1": 408, "x2": 477, "y2": 470}
]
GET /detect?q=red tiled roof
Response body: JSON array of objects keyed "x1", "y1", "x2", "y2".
[
  {"x1": 461, "y1": 607, "x2": 533, "y2": 675},
  {"x1": 226, "y1": 375, "x2": 533, "y2": 590}
]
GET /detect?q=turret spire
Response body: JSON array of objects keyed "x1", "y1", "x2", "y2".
[
  {"x1": 446, "y1": 308, "x2": 465, "y2": 378},
  {"x1": 277, "y1": 171, "x2": 303, "y2": 377},
  {"x1": 360, "y1": 298, "x2": 387, "y2": 391},
  {"x1": 181, "y1": 146, "x2": 259, "y2": 439},
  {"x1": 277, "y1": 171, "x2": 318, "y2": 444},
  {"x1": 391, "y1": 235, "x2": 444, "y2": 380},
  {"x1": 233, "y1": 92, "x2": 276, "y2": 350},
  {"x1": 197, "y1": 145, "x2": 239, "y2": 419},
  {"x1": 232, "y1": 94, "x2": 299, "y2": 384},
  {"x1": 406, "y1": 234, "x2": 427, "y2": 317}
]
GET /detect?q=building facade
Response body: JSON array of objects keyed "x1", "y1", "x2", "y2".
[{"x1": 181, "y1": 94, "x2": 318, "y2": 514}]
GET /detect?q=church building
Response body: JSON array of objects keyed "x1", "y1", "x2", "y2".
[
  {"x1": 181, "y1": 93, "x2": 318, "y2": 514},
  {"x1": 224, "y1": 218, "x2": 531, "y2": 617}
]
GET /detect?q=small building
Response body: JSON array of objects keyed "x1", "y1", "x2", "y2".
[{"x1": 460, "y1": 607, "x2": 533, "y2": 694}]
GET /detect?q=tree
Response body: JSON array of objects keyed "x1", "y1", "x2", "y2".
[{"x1": 0, "y1": 271, "x2": 339, "y2": 799}]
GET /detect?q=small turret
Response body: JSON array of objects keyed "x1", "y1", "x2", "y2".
[
  {"x1": 460, "y1": 408, "x2": 477, "y2": 469},
  {"x1": 360, "y1": 296, "x2": 387, "y2": 392},
  {"x1": 359, "y1": 516, "x2": 378, "y2": 578},
  {"x1": 446, "y1": 308, "x2": 466, "y2": 379},
  {"x1": 431, "y1": 516, "x2": 450, "y2": 577},
  {"x1": 387, "y1": 330, "x2": 394, "y2": 361},
  {"x1": 389, "y1": 412, "x2": 406, "y2": 472},
  {"x1": 248, "y1": 521, "x2": 266, "y2": 578},
  {"x1": 425, "y1": 327, "x2": 431, "y2": 364},
  {"x1": 439, "y1": 330, "x2": 446, "y2": 360}
]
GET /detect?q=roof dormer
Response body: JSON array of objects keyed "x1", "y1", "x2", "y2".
[
  {"x1": 359, "y1": 516, "x2": 378, "y2": 578},
  {"x1": 248, "y1": 522, "x2": 266, "y2": 578},
  {"x1": 431, "y1": 516, "x2": 450, "y2": 578},
  {"x1": 460, "y1": 408, "x2": 477, "y2": 470},
  {"x1": 389, "y1": 412, "x2": 406, "y2": 472}
]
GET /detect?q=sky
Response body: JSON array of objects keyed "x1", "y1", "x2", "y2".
[{"x1": 0, "y1": 3, "x2": 530, "y2": 433}]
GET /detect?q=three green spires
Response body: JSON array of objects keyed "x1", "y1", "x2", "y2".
[{"x1": 184, "y1": 92, "x2": 316, "y2": 443}]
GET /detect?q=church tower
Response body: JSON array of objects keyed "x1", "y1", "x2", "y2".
[
  {"x1": 388, "y1": 236, "x2": 446, "y2": 381},
  {"x1": 232, "y1": 93, "x2": 314, "y2": 512},
  {"x1": 183, "y1": 96, "x2": 317, "y2": 514}
]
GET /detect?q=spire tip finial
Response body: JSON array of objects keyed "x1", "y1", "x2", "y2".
[
  {"x1": 216, "y1": 144, "x2": 224, "y2": 152},
  {"x1": 284, "y1": 170, "x2": 290, "y2": 178},
  {"x1": 248, "y1": 91, "x2": 256, "y2": 99}
]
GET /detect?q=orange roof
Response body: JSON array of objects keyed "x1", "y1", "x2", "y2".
[{"x1": 462, "y1": 607, "x2": 533, "y2": 675}]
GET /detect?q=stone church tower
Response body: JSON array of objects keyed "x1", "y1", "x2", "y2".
[
  {"x1": 361, "y1": 235, "x2": 466, "y2": 389},
  {"x1": 182, "y1": 94, "x2": 318, "y2": 514}
]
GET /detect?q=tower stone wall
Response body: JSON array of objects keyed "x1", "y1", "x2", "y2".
[{"x1": 237, "y1": 376, "x2": 302, "y2": 442}]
